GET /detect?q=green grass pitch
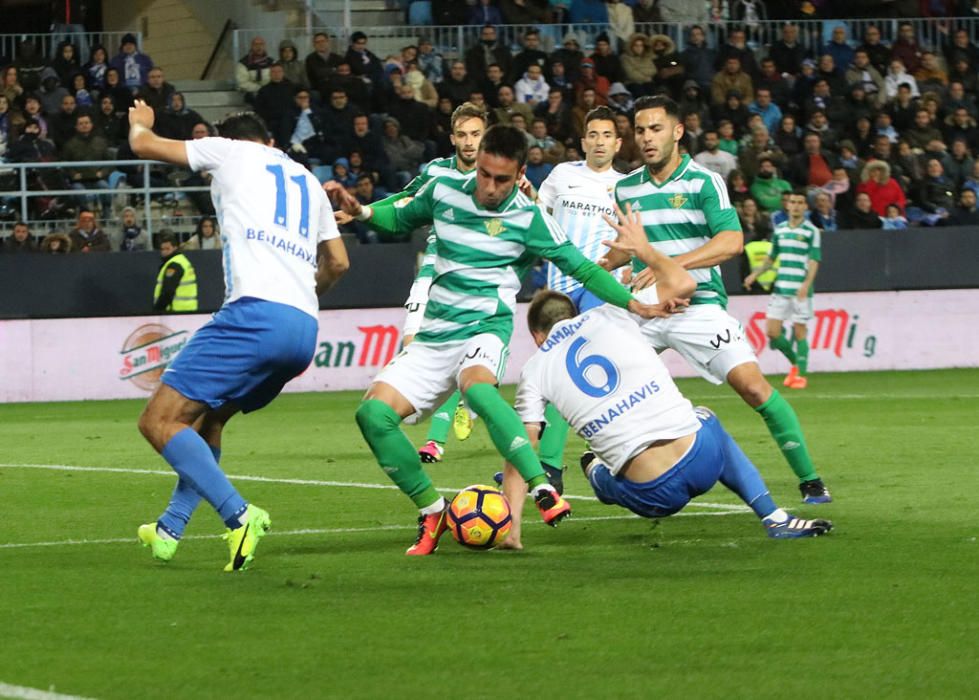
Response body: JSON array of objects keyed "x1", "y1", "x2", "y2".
[{"x1": 1, "y1": 369, "x2": 977, "y2": 699}]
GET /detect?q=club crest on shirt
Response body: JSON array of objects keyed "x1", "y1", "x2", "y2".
[
  {"x1": 485, "y1": 218, "x2": 505, "y2": 236},
  {"x1": 667, "y1": 193, "x2": 687, "y2": 208}
]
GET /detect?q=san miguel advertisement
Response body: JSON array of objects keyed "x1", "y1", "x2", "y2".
[{"x1": 1, "y1": 289, "x2": 977, "y2": 403}]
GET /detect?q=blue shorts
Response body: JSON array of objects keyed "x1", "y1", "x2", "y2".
[
  {"x1": 162, "y1": 297, "x2": 317, "y2": 413},
  {"x1": 565, "y1": 286, "x2": 606, "y2": 313},
  {"x1": 588, "y1": 413, "x2": 728, "y2": 518}
]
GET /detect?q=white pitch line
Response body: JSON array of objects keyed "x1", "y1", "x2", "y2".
[
  {"x1": 0, "y1": 463, "x2": 749, "y2": 512},
  {"x1": 692, "y1": 392, "x2": 979, "y2": 401},
  {"x1": 0, "y1": 512, "x2": 746, "y2": 551},
  {"x1": 0, "y1": 682, "x2": 97, "y2": 700}
]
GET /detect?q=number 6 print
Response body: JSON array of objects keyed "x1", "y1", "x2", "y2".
[{"x1": 565, "y1": 337, "x2": 620, "y2": 398}]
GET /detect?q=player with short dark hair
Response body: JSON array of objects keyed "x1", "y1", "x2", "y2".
[
  {"x1": 128, "y1": 101, "x2": 350, "y2": 571},
  {"x1": 608, "y1": 95, "x2": 833, "y2": 504}
]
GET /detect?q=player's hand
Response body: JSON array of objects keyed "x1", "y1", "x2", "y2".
[
  {"x1": 631, "y1": 267, "x2": 656, "y2": 291},
  {"x1": 518, "y1": 175, "x2": 536, "y2": 200},
  {"x1": 324, "y1": 181, "x2": 363, "y2": 218},
  {"x1": 602, "y1": 202, "x2": 649, "y2": 257},
  {"x1": 128, "y1": 99, "x2": 155, "y2": 130},
  {"x1": 796, "y1": 288, "x2": 808, "y2": 301},
  {"x1": 743, "y1": 273, "x2": 757, "y2": 290},
  {"x1": 335, "y1": 210, "x2": 353, "y2": 225},
  {"x1": 628, "y1": 297, "x2": 688, "y2": 319}
]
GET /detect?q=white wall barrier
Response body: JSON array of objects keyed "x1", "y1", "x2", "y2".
[{"x1": 1, "y1": 289, "x2": 977, "y2": 404}]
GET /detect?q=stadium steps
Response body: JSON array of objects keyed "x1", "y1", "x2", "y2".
[{"x1": 173, "y1": 80, "x2": 247, "y2": 124}]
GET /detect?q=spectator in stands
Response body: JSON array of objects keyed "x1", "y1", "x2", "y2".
[
  {"x1": 575, "y1": 59, "x2": 609, "y2": 105},
  {"x1": 773, "y1": 114, "x2": 801, "y2": 158},
  {"x1": 481, "y1": 63, "x2": 507, "y2": 108},
  {"x1": 439, "y1": 61, "x2": 477, "y2": 107},
  {"x1": 515, "y1": 64, "x2": 549, "y2": 106},
  {"x1": 750, "y1": 156, "x2": 792, "y2": 212},
  {"x1": 858, "y1": 25, "x2": 890, "y2": 75},
  {"x1": 280, "y1": 87, "x2": 335, "y2": 166},
  {"x1": 52, "y1": 40, "x2": 80, "y2": 87},
  {"x1": 403, "y1": 61, "x2": 438, "y2": 108},
  {"x1": 879, "y1": 203, "x2": 907, "y2": 229},
  {"x1": 944, "y1": 138, "x2": 975, "y2": 188},
  {"x1": 809, "y1": 190, "x2": 837, "y2": 231},
  {"x1": 715, "y1": 27, "x2": 758, "y2": 80},
  {"x1": 552, "y1": 32, "x2": 584, "y2": 84},
  {"x1": 68, "y1": 71, "x2": 93, "y2": 109},
  {"x1": 305, "y1": 33, "x2": 342, "y2": 96},
  {"x1": 694, "y1": 129, "x2": 738, "y2": 179},
  {"x1": 790, "y1": 132, "x2": 838, "y2": 188},
  {"x1": 712, "y1": 90, "x2": 750, "y2": 138},
  {"x1": 651, "y1": 34, "x2": 685, "y2": 99},
  {"x1": 822, "y1": 25, "x2": 854, "y2": 73},
  {"x1": 63, "y1": 112, "x2": 111, "y2": 217},
  {"x1": 236, "y1": 36, "x2": 274, "y2": 105},
  {"x1": 325, "y1": 63, "x2": 369, "y2": 113},
  {"x1": 621, "y1": 33, "x2": 655, "y2": 96},
  {"x1": 511, "y1": 29, "x2": 548, "y2": 83},
  {"x1": 915, "y1": 52, "x2": 948, "y2": 95},
  {"x1": 607, "y1": 82, "x2": 634, "y2": 117},
  {"x1": 12, "y1": 40, "x2": 47, "y2": 93},
  {"x1": 416, "y1": 38, "x2": 444, "y2": 85},
  {"x1": 470, "y1": 0, "x2": 503, "y2": 25},
  {"x1": 318, "y1": 87, "x2": 354, "y2": 139},
  {"x1": 40, "y1": 232, "x2": 71, "y2": 253},
  {"x1": 254, "y1": 63, "x2": 294, "y2": 134},
  {"x1": 158, "y1": 92, "x2": 203, "y2": 141},
  {"x1": 466, "y1": 25, "x2": 512, "y2": 85},
  {"x1": 613, "y1": 112, "x2": 640, "y2": 171},
  {"x1": 676, "y1": 25, "x2": 713, "y2": 94},
  {"x1": 789, "y1": 58, "x2": 818, "y2": 113},
  {"x1": 95, "y1": 95, "x2": 125, "y2": 146},
  {"x1": 2, "y1": 66, "x2": 23, "y2": 108},
  {"x1": 885, "y1": 58, "x2": 919, "y2": 100},
  {"x1": 346, "y1": 32, "x2": 384, "y2": 87},
  {"x1": 524, "y1": 144, "x2": 552, "y2": 190},
  {"x1": 804, "y1": 108, "x2": 839, "y2": 151},
  {"x1": 591, "y1": 33, "x2": 623, "y2": 85},
  {"x1": 83, "y1": 45, "x2": 108, "y2": 91},
  {"x1": 276, "y1": 39, "x2": 306, "y2": 89},
  {"x1": 570, "y1": 88, "x2": 598, "y2": 140},
  {"x1": 182, "y1": 215, "x2": 221, "y2": 251},
  {"x1": 890, "y1": 22, "x2": 923, "y2": 75},
  {"x1": 117, "y1": 206, "x2": 150, "y2": 252},
  {"x1": 814, "y1": 53, "x2": 846, "y2": 99},
  {"x1": 837, "y1": 140, "x2": 862, "y2": 178},
  {"x1": 726, "y1": 168, "x2": 750, "y2": 205},
  {"x1": 68, "y1": 208, "x2": 110, "y2": 252},
  {"x1": 535, "y1": 87, "x2": 574, "y2": 143},
  {"x1": 678, "y1": 80, "x2": 709, "y2": 126},
  {"x1": 946, "y1": 80, "x2": 977, "y2": 117},
  {"x1": 711, "y1": 57, "x2": 753, "y2": 107},
  {"x1": 845, "y1": 50, "x2": 886, "y2": 110},
  {"x1": 50, "y1": 93, "x2": 78, "y2": 148},
  {"x1": 345, "y1": 173, "x2": 385, "y2": 243},
  {"x1": 905, "y1": 108, "x2": 943, "y2": 152},
  {"x1": 913, "y1": 157, "x2": 957, "y2": 217},
  {"x1": 839, "y1": 191, "x2": 883, "y2": 229},
  {"x1": 769, "y1": 23, "x2": 806, "y2": 77},
  {"x1": 492, "y1": 85, "x2": 534, "y2": 126},
  {"x1": 528, "y1": 117, "x2": 565, "y2": 163},
  {"x1": 3, "y1": 222, "x2": 37, "y2": 253},
  {"x1": 946, "y1": 188, "x2": 979, "y2": 225},
  {"x1": 103, "y1": 67, "x2": 133, "y2": 112},
  {"x1": 547, "y1": 60, "x2": 573, "y2": 101},
  {"x1": 748, "y1": 87, "x2": 782, "y2": 135},
  {"x1": 109, "y1": 33, "x2": 153, "y2": 90},
  {"x1": 942, "y1": 27, "x2": 979, "y2": 72},
  {"x1": 344, "y1": 114, "x2": 393, "y2": 189},
  {"x1": 856, "y1": 161, "x2": 906, "y2": 216},
  {"x1": 137, "y1": 67, "x2": 175, "y2": 113},
  {"x1": 738, "y1": 197, "x2": 771, "y2": 242},
  {"x1": 389, "y1": 83, "x2": 436, "y2": 152},
  {"x1": 682, "y1": 111, "x2": 704, "y2": 152},
  {"x1": 153, "y1": 231, "x2": 197, "y2": 312},
  {"x1": 38, "y1": 68, "x2": 69, "y2": 118},
  {"x1": 5, "y1": 117, "x2": 55, "y2": 164}
]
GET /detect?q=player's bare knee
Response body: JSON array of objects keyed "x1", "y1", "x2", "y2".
[{"x1": 728, "y1": 367, "x2": 773, "y2": 407}]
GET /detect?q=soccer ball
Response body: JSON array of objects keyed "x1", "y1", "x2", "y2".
[{"x1": 447, "y1": 485, "x2": 512, "y2": 550}]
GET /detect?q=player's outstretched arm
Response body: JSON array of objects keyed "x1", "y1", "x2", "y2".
[
  {"x1": 128, "y1": 100, "x2": 189, "y2": 166},
  {"x1": 316, "y1": 238, "x2": 350, "y2": 296},
  {"x1": 603, "y1": 202, "x2": 697, "y2": 302}
]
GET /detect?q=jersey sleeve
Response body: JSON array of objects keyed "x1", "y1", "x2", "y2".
[
  {"x1": 537, "y1": 166, "x2": 559, "y2": 211},
  {"x1": 185, "y1": 137, "x2": 236, "y2": 174},
  {"x1": 809, "y1": 226, "x2": 822, "y2": 262},
  {"x1": 315, "y1": 185, "x2": 340, "y2": 243},
  {"x1": 369, "y1": 177, "x2": 437, "y2": 235},
  {"x1": 768, "y1": 230, "x2": 781, "y2": 260},
  {"x1": 700, "y1": 171, "x2": 742, "y2": 236},
  {"x1": 514, "y1": 363, "x2": 548, "y2": 425}
]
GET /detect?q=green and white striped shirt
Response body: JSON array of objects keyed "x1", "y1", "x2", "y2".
[
  {"x1": 614, "y1": 155, "x2": 741, "y2": 307},
  {"x1": 769, "y1": 219, "x2": 821, "y2": 297},
  {"x1": 370, "y1": 175, "x2": 632, "y2": 344}
]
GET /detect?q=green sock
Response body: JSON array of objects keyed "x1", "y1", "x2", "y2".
[
  {"x1": 425, "y1": 390, "x2": 460, "y2": 444},
  {"x1": 755, "y1": 389, "x2": 819, "y2": 483},
  {"x1": 463, "y1": 383, "x2": 547, "y2": 488},
  {"x1": 795, "y1": 338, "x2": 809, "y2": 375},
  {"x1": 538, "y1": 403, "x2": 571, "y2": 467},
  {"x1": 355, "y1": 399, "x2": 440, "y2": 509},
  {"x1": 769, "y1": 335, "x2": 796, "y2": 365}
]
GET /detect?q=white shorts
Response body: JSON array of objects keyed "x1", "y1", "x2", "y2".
[
  {"x1": 638, "y1": 304, "x2": 758, "y2": 385},
  {"x1": 767, "y1": 294, "x2": 813, "y2": 325},
  {"x1": 373, "y1": 333, "x2": 508, "y2": 421},
  {"x1": 401, "y1": 275, "x2": 433, "y2": 337}
]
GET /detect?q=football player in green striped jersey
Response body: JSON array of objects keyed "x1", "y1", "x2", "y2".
[
  {"x1": 744, "y1": 190, "x2": 821, "y2": 390},
  {"x1": 332, "y1": 125, "x2": 678, "y2": 554},
  {"x1": 606, "y1": 95, "x2": 832, "y2": 505}
]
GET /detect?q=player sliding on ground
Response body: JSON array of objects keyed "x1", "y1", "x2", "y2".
[
  {"x1": 743, "y1": 190, "x2": 821, "y2": 389},
  {"x1": 500, "y1": 205, "x2": 832, "y2": 548},
  {"x1": 606, "y1": 95, "x2": 832, "y2": 505},
  {"x1": 128, "y1": 102, "x2": 350, "y2": 571},
  {"x1": 330, "y1": 125, "x2": 675, "y2": 555}
]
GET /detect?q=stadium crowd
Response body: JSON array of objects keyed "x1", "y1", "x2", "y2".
[{"x1": 4, "y1": 0, "x2": 979, "y2": 253}]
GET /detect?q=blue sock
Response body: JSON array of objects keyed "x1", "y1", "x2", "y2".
[
  {"x1": 714, "y1": 422, "x2": 778, "y2": 519},
  {"x1": 161, "y1": 429, "x2": 245, "y2": 528},
  {"x1": 158, "y1": 445, "x2": 220, "y2": 539}
]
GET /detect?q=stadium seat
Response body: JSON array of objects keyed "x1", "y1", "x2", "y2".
[
  {"x1": 409, "y1": 1, "x2": 433, "y2": 26},
  {"x1": 313, "y1": 165, "x2": 333, "y2": 184}
]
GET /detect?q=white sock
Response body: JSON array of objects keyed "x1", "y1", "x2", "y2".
[
  {"x1": 763, "y1": 508, "x2": 789, "y2": 524},
  {"x1": 420, "y1": 497, "x2": 446, "y2": 516},
  {"x1": 156, "y1": 526, "x2": 176, "y2": 541},
  {"x1": 530, "y1": 483, "x2": 555, "y2": 499}
]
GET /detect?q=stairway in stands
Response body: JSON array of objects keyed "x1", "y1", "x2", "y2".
[{"x1": 173, "y1": 79, "x2": 246, "y2": 126}]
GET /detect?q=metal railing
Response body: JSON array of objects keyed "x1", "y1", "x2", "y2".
[
  {"x1": 230, "y1": 16, "x2": 979, "y2": 77},
  {"x1": 0, "y1": 31, "x2": 142, "y2": 62},
  {"x1": 0, "y1": 160, "x2": 208, "y2": 238}
]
